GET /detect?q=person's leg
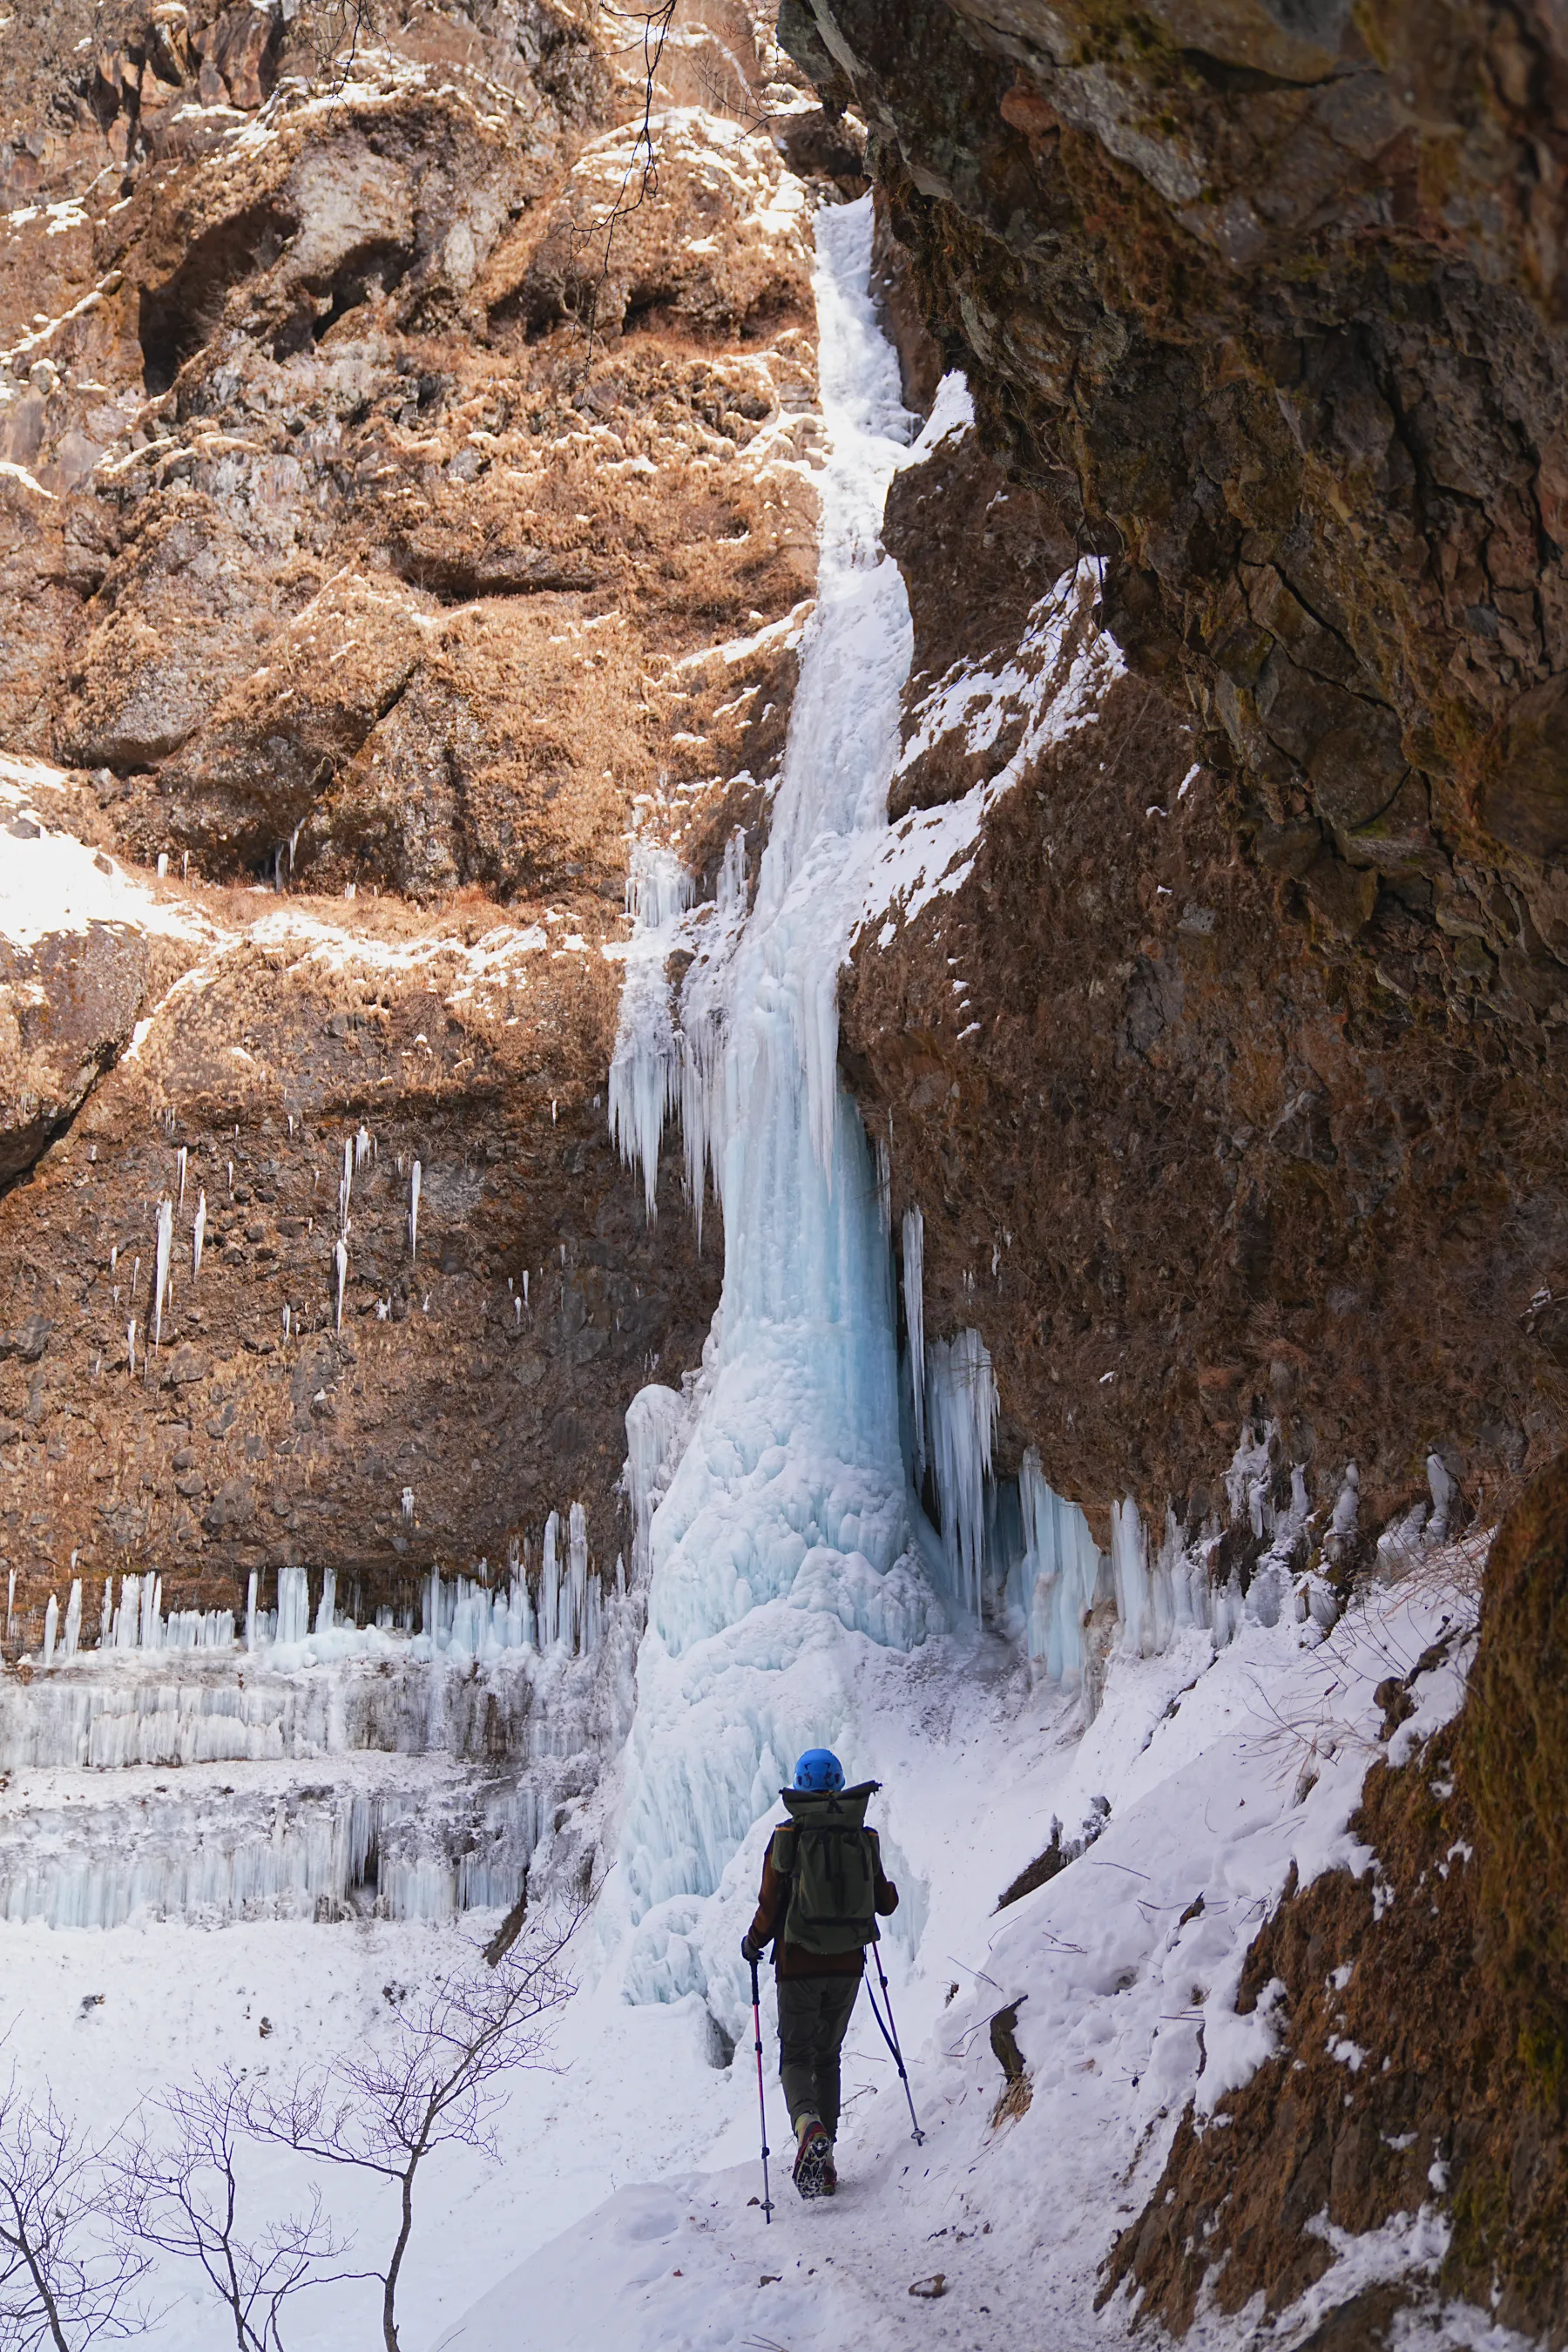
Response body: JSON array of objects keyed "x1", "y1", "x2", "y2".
[
  {"x1": 776, "y1": 1975, "x2": 828, "y2": 2134},
  {"x1": 809, "y1": 1971, "x2": 862, "y2": 2143}
]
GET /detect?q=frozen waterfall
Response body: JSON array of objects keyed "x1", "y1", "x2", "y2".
[
  {"x1": 614, "y1": 196, "x2": 954, "y2": 1989},
  {"x1": 605, "y1": 195, "x2": 1279, "y2": 2019}
]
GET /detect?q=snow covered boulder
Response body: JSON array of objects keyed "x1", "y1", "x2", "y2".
[{"x1": 0, "y1": 822, "x2": 149, "y2": 1185}]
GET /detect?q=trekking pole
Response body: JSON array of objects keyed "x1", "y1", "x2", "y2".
[
  {"x1": 750, "y1": 1958, "x2": 774, "y2": 2221},
  {"x1": 867, "y1": 1944, "x2": 925, "y2": 2146}
]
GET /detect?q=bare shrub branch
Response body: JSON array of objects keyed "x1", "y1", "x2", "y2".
[
  {"x1": 119, "y1": 2070, "x2": 362, "y2": 2352},
  {"x1": 0, "y1": 2073, "x2": 150, "y2": 2352},
  {"x1": 238, "y1": 1907, "x2": 583, "y2": 2352}
]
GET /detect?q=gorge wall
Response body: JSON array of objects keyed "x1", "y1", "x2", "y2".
[
  {"x1": 774, "y1": 1, "x2": 1568, "y2": 2338},
  {"x1": 786, "y1": 0, "x2": 1568, "y2": 1545},
  {"x1": 0, "y1": 0, "x2": 820, "y2": 1641},
  {"x1": 4, "y1": 0, "x2": 1568, "y2": 2340}
]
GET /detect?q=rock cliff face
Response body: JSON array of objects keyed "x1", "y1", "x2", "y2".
[
  {"x1": 783, "y1": 0, "x2": 1568, "y2": 1005},
  {"x1": 842, "y1": 416, "x2": 1566, "y2": 1542},
  {"x1": 0, "y1": 0, "x2": 819, "y2": 1642},
  {"x1": 782, "y1": 0, "x2": 1568, "y2": 1536}
]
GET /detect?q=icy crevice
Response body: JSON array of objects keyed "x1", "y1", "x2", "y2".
[
  {"x1": 856, "y1": 554, "x2": 1119, "y2": 953},
  {"x1": 924, "y1": 1328, "x2": 997, "y2": 1619}
]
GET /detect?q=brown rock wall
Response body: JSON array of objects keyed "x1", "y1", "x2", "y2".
[
  {"x1": 0, "y1": 869, "x2": 720, "y2": 1651},
  {"x1": 844, "y1": 422, "x2": 1568, "y2": 1538},
  {"x1": 783, "y1": 0, "x2": 1568, "y2": 1041},
  {"x1": 0, "y1": 0, "x2": 826, "y2": 1645},
  {"x1": 0, "y1": 4, "x2": 817, "y2": 887}
]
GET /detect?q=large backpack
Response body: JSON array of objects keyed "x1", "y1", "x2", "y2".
[{"x1": 769, "y1": 1781, "x2": 882, "y2": 1957}]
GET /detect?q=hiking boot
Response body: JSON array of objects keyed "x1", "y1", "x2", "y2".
[
  {"x1": 793, "y1": 2118, "x2": 831, "y2": 2200},
  {"x1": 820, "y1": 2142, "x2": 837, "y2": 2196}
]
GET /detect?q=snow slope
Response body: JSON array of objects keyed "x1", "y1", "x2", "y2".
[
  {"x1": 0, "y1": 1552, "x2": 1508, "y2": 2352},
  {"x1": 440, "y1": 1566, "x2": 1505, "y2": 2352}
]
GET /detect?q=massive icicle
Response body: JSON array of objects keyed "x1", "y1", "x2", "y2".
[
  {"x1": 607, "y1": 193, "x2": 1328, "y2": 2018},
  {"x1": 924, "y1": 1328, "x2": 997, "y2": 1619},
  {"x1": 152, "y1": 1198, "x2": 172, "y2": 1348},
  {"x1": 902, "y1": 1206, "x2": 925, "y2": 1476},
  {"x1": 1016, "y1": 1448, "x2": 1104, "y2": 1683},
  {"x1": 608, "y1": 845, "x2": 697, "y2": 1220},
  {"x1": 616, "y1": 198, "x2": 949, "y2": 1987}
]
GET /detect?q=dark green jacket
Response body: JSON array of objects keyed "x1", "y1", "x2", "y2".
[{"x1": 747, "y1": 1824, "x2": 899, "y2": 1979}]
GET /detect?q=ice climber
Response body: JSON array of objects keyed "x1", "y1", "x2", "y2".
[{"x1": 740, "y1": 1748, "x2": 899, "y2": 2200}]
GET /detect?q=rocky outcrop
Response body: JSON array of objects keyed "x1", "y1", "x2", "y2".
[
  {"x1": 843, "y1": 416, "x2": 1567, "y2": 1532},
  {"x1": 2, "y1": 7, "x2": 815, "y2": 892},
  {"x1": 0, "y1": 842, "x2": 718, "y2": 1643},
  {"x1": 786, "y1": 0, "x2": 1568, "y2": 1032},
  {"x1": 0, "y1": 816, "x2": 150, "y2": 1185},
  {"x1": 1105, "y1": 1455, "x2": 1568, "y2": 2344},
  {"x1": 809, "y1": 3, "x2": 1568, "y2": 2330}
]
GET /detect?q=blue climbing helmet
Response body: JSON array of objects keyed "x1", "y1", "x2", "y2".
[{"x1": 794, "y1": 1747, "x2": 845, "y2": 1794}]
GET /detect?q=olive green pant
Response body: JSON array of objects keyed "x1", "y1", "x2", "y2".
[{"x1": 777, "y1": 1970, "x2": 862, "y2": 2140}]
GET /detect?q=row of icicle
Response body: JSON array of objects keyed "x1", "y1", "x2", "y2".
[{"x1": 8, "y1": 1509, "x2": 620, "y2": 1669}]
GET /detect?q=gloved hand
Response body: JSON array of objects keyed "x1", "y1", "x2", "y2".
[{"x1": 740, "y1": 1932, "x2": 763, "y2": 1967}]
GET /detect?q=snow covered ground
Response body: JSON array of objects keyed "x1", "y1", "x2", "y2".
[
  {"x1": 0, "y1": 1553, "x2": 1505, "y2": 2352},
  {"x1": 434, "y1": 1564, "x2": 1507, "y2": 2352}
]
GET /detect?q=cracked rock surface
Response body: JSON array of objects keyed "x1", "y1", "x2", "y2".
[
  {"x1": 0, "y1": 0, "x2": 820, "y2": 1642},
  {"x1": 785, "y1": 0, "x2": 1568, "y2": 1042}
]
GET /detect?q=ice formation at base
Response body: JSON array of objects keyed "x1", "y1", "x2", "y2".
[
  {"x1": 0, "y1": 1757, "x2": 538, "y2": 1931},
  {"x1": 0, "y1": 1513, "x2": 639, "y2": 1930},
  {"x1": 23, "y1": 1518, "x2": 610, "y2": 1676}
]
